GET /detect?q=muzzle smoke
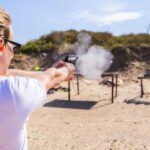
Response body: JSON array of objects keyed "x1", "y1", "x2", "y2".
[{"x1": 75, "y1": 32, "x2": 113, "y2": 79}]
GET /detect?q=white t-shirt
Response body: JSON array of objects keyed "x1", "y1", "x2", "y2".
[{"x1": 0, "y1": 76, "x2": 47, "y2": 150}]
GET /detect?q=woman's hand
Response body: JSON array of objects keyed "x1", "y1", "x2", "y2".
[
  {"x1": 62, "y1": 62, "x2": 75, "y2": 81},
  {"x1": 52, "y1": 60, "x2": 75, "y2": 81},
  {"x1": 52, "y1": 60, "x2": 65, "y2": 68},
  {"x1": 40, "y1": 61, "x2": 75, "y2": 90}
]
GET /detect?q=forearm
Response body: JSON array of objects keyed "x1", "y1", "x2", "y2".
[
  {"x1": 6, "y1": 69, "x2": 43, "y2": 78},
  {"x1": 7, "y1": 66, "x2": 73, "y2": 92},
  {"x1": 44, "y1": 67, "x2": 68, "y2": 90}
]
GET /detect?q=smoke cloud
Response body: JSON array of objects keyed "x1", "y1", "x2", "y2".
[
  {"x1": 76, "y1": 32, "x2": 92, "y2": 55},
  {"x1": 75, "y1": 32, "x2": 113, "y2": 79}
]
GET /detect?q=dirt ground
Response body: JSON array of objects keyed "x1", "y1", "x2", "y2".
[{"x1": 27, "y1": 67, "x2": 150, "y2": 150}]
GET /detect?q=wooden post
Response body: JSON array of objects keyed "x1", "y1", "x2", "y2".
[
  {"x1": 76, "y1": 74, "x2": 80, "y2": 95},
  {"x1": 111, "y1": 75, "x2": 114, "y2": 103},
  {"x1": 68, "y1": 81, "x2": 71, "y2": 101},
  {"x1": 140, "y1": 78, "x2": 144, "y2": 98},
  {"x1": 115, "y1": 74, "x2": 118, "y2": 97}
]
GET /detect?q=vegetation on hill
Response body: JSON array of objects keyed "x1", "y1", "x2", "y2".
[
  {"x1": 20, "y1": 30, "x2": 150, "y2": 54},
  {"x1": 12, "y1": 30, "x2": 150, "y2": 72}
]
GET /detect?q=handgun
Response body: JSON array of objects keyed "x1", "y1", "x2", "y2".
[{"x1": 64, "y1": 55, "x2": 78, "y2": 65}]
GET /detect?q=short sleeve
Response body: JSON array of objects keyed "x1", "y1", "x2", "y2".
[{"x1": 7, "y1": 76, "x2": 47, "y2": 122}]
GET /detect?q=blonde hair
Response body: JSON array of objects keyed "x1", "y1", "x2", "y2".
[{"x1": 0, "y1": 7, "x2": 11, "y2": 39}]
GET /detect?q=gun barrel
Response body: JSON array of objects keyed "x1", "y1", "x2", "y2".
[{"x1": 64, "y1": 55, "x2": 78, "y2": 65}]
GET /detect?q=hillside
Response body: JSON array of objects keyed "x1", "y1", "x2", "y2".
[
  {"x1": 11, "y1": 45, "x2": 150, "y2": 78},
  {"x1": 11, "y1": 30, "x2": 150, "y2": 79}
]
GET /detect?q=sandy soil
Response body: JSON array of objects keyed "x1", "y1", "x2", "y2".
[{"x1": 27, "y1": 74, "x2": 150, "y2": 150}]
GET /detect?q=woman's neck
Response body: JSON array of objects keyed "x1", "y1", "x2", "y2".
[{"x1": 0, "y1": 69, "x2": 6, "y2": 76}]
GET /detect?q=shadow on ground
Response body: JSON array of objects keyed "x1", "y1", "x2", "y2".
[
  {"x1": 44, "y1": 99, "x2": 97, "y2": 110},
  {"x1": 124, "y1": 97, "x2": 150, "y2": 105}
]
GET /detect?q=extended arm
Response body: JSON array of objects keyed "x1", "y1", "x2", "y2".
[
  {"x1": 6, "y1": 69, "x2": 43, "y2": 78},
  {"x1": 7, "y1": 63, "x2": 75, "y2": 92}
]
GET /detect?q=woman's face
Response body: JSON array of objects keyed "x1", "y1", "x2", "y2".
[{"x1": 0, "y1": 25, "x2": 14, "y2": 75}]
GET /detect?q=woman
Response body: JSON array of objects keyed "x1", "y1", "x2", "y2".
[{"x1": 0, "y1": 7, "x2": 75, "y2": 150}]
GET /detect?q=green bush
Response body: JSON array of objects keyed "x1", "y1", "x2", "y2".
[
  {"x1": 91, "y1": 32, "x2": 112, "y2": 46},
  {"x1": 20, "y1": 40, "x2": 57, "y2": 53},
  {"x1": 64, "y1": 30, "x2": 78, "y2": 43},
  {"x1": 111, "y1": 44, "x2": 131, "y2": 59}
]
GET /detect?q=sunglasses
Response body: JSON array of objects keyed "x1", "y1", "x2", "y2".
[{"x1": 3, "y1": 38, "x2": 22, "y2": 51}]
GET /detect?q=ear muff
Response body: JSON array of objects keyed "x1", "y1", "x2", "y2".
[{"x1": 0, "y1": 37, "x2": 4, "y2": 52}]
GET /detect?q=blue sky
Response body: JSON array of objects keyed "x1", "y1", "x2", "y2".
[{"x1": 1, "y1": 0, "x2": 150, "y2": 44}]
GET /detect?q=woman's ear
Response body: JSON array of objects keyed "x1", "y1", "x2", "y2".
[{"x1": 0, "y1": 37, "x2": 4, "y2": 52}]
